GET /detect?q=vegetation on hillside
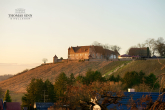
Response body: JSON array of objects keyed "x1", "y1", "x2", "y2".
[
  {"x1": 99, "y1": 60, "x2": 131, "y2": 77},
  {"x1": 3, "y1": 90, "x2": 12, "y2": 102},
  {"x1": 22, "y1": 79, "x2": 55, "y2": 109},
  {"x1": 127, "y1": 37, "x2": 165, "y2": 57},
  {"x1": 113, "y1": 60, "x2": 165, "y2": 77},
  {"x1": 21, "y1": 68, "x2": 161, "y2": 109}
]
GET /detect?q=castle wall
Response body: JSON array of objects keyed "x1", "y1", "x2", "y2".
[{"x1": 69, "y1": 52, "x2": 89, "y2": 60}]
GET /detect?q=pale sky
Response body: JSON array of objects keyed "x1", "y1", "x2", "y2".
[{"x1": 0, "y1": 0, "x2": 165, "y2": 75}]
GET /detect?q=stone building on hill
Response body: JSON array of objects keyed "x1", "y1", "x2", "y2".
[
  {"x1": 128, "y1": 47, "x2": 150, "y2": 58},
  {"x1": 68, "y1": 45, "x2": 120, "y2": 60}
]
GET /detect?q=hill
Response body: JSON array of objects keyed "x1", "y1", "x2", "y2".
[
  {"x1": 0, "y1": 61, "x2": 128, "y2": 93},
  {"x1": 0, "y1": 74, "x2": 13, "y2": 82},
  {"x1": 113, "y1": 59, "x2": 165, "y2": 77},
  {"x1": 0, "y1": 59, "x2": 165, "y2": 103}
]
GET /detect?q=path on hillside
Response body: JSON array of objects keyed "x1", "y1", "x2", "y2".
[{"x1": 102, "y1": 60, "x2": 133, "y2": 77}]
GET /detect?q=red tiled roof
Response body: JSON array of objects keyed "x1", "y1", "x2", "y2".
[
  {"x1": 6, "y1": 102, "x2": 21, "y2": 110},
  {"x1": 0, "y1": 99, "x2": 3, "y2": 110}
]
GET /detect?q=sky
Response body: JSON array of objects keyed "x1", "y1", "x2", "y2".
[{"x1": 0, "y1": 0, "x2": 165, "y2": 75}]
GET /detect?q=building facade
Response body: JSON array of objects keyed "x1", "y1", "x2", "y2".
[{"x1": 68, "y1": 45, "x2": 120, "y2": 60}]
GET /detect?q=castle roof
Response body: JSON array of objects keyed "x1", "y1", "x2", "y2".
[
  {"x1": 70, "y1": 46, "x2": 120, "y2": 55},
  {"x1": 53, "y1": 55, "x2": 58, "y2": 58},
  {"x1": 72, "y1": 46, "x2": 90, "y2": 53}
]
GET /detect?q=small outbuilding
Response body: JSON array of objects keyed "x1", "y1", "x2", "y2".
[{"x1": 118, "y1": 54, "x2": 132, "y2": 59}]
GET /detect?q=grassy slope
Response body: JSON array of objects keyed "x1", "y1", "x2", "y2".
[
  {"x1": 100, "y1": 61, "x2": 131, "y2": 77},
  {"x1": 113, "y1": 59, "x2": 165, "y2": 77}
]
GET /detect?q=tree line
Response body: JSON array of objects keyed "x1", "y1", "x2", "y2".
[
  {"x1": 21, "y1": 69, "x2": 160, "y2": 109},
  {"x1": 127, "y1": 37, "x2": 165, "y2": 57}
]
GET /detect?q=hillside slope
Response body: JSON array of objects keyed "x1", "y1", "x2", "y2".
[
  {"x1": 113, "y1": 59, "x2": 165, "y2": 77},
  {"x1": 1, "y1": 59, "x2": 164, "y2": 94},
  {"x1": 0, "y1": 61, "x2": 117, "y2": 93},
  {"x1": 0, "y1": 74, "x2": 13, "y2": 81}
]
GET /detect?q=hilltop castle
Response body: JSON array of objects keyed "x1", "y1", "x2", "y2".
[
  {"x1": 53, "y1": 45, "x2": 120, "y2": 63},
  {"x1": 68, "y1": 45, "x2": 119, "y2": 60}
]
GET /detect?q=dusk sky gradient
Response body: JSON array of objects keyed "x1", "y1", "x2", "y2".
[{"x1": 0, "y1": 0, "x2": 165, "y2": 75}]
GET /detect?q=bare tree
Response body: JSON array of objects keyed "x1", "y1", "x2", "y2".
[
  {"x1": 92, "y1": 41, "x2": 102, "y2": 46},
  {"x1": 137, "y1": 43, "x2": 146, "y2": 48},
  {"x1": 110, "y1": 45, "x2": 121, "y2": 52},
  {"x1": 93, "y1": 41, "x2": 113, "y2": 50},
  {"x1": 42, "y1": 58, "x2": 48, "y2": 64},
  {"x1": 145, "y1": 38, "x2": 157, "y2": 56},
  {"x1": 155, "y1": 37, "x2": 165, "y2": 57}
]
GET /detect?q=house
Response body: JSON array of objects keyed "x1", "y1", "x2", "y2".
[
  {"x1": 106, "y1": 92, "x2": 165, "y2": 110},
  {"x1": 34, "y1": 102, "x2": 54, "y2": 110},
  {"x1": 118, "y1": 54, "x2": 132, "y2": 59},
  {"x1": 0, "y1": 99, "x2": 21, "y2": 110},
  {"x1": 68, "y1": 45, "x2": 120, "y2": 60},
  {"x1": 128, "y1": 47, "x2": 150, "y2": 58}
]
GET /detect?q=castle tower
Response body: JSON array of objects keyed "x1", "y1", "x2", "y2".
[{"x1": 53, "y1": 55, "x2": 58, "y2": 63}]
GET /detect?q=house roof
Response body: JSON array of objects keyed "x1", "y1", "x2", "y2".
[
  {"x1": 104, "y1": 92, "x2": 165, "y2": 110},
  {"x1": 0, "y1": 99, "x2": 3, "y2": 110},
  {"x1": 74, "y1": 46, "x2": 90, "y2": 53},
  {"x1": 5, "y1": 102, "x2": 21, "y2": 110},
  {"x1": 128, "y1": 48, "x2": 148, "y2": 56}
]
